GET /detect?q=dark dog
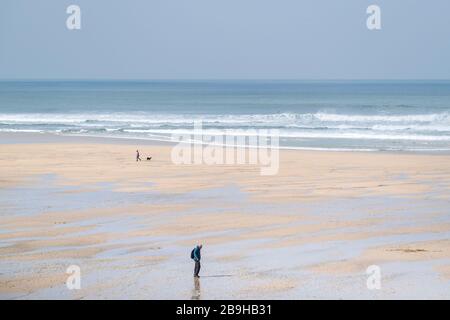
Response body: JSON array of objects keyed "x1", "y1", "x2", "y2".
[{"x1": 146, "y1": 157, "x2": 152, "y2": 161}]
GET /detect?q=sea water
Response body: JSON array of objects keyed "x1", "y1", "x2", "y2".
[{"x1": 0, "y1": 80, "x2": 449, "y2": 152}]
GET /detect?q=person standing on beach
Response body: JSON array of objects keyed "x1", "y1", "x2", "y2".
[
  {"x1": 136, "y1": 150, "x2": 141, "y2": 162},
  {"x1": 191, "y1": 244, "x2": 202, "y2": 277}
]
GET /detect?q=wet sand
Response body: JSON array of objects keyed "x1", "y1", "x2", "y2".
[{"x1": 0, "y1": 133, "x2": 450, "y2": 299}]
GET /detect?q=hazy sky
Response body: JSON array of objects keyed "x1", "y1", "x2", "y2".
[{"x1": 1, "y1": 0, "x2": 449, "y2": 79}]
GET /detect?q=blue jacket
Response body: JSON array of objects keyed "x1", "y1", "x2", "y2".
[{"x1": 193, "y1": 246, "x2": 201, "y2": 262}]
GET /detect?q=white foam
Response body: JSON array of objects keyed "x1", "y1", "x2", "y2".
[
  {"x1": 1, "y1": 111, "x2": 448, "y2": 126},
  {"x1": 1, "y1": 112, "x2": 449, "y2": 147}
]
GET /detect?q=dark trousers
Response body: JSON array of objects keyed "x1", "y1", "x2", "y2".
[{"x1": 194, "y1": 261, "x2": 201, "y2": 276}]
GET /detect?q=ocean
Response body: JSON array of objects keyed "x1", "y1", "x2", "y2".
[{"x1": 0, "y1": 80, "x2": 449, "y2": 152}]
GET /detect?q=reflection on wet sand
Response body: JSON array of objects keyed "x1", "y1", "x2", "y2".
[{"x1": 191, "y1": 277, "x2": 201, "y2": 300}]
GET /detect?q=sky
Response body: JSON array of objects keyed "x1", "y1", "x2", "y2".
[{"x1": 0, "y1": 0, "x2": 449, "y2": 80}]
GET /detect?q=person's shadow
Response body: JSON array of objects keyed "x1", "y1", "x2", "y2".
[{"x1": 191, "y1": 277, "x2": 201, "y2": 300}]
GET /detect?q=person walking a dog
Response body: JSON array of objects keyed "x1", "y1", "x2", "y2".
[{"x1": 136, "y1": 150, "x2": 142, "y2": 161}]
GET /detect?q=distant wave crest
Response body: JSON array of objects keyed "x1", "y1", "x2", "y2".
[{"x1": 0, "y1": 111, "x2": 449, "y2": 125}]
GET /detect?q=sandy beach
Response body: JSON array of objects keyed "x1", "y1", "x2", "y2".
[{"x1": 1, "y1": 133, "x2": 450, "y2": 299}]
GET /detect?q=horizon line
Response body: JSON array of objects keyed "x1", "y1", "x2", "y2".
[{"x1": 1, "y1": 78, "x2": 450, "y2": 82}]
